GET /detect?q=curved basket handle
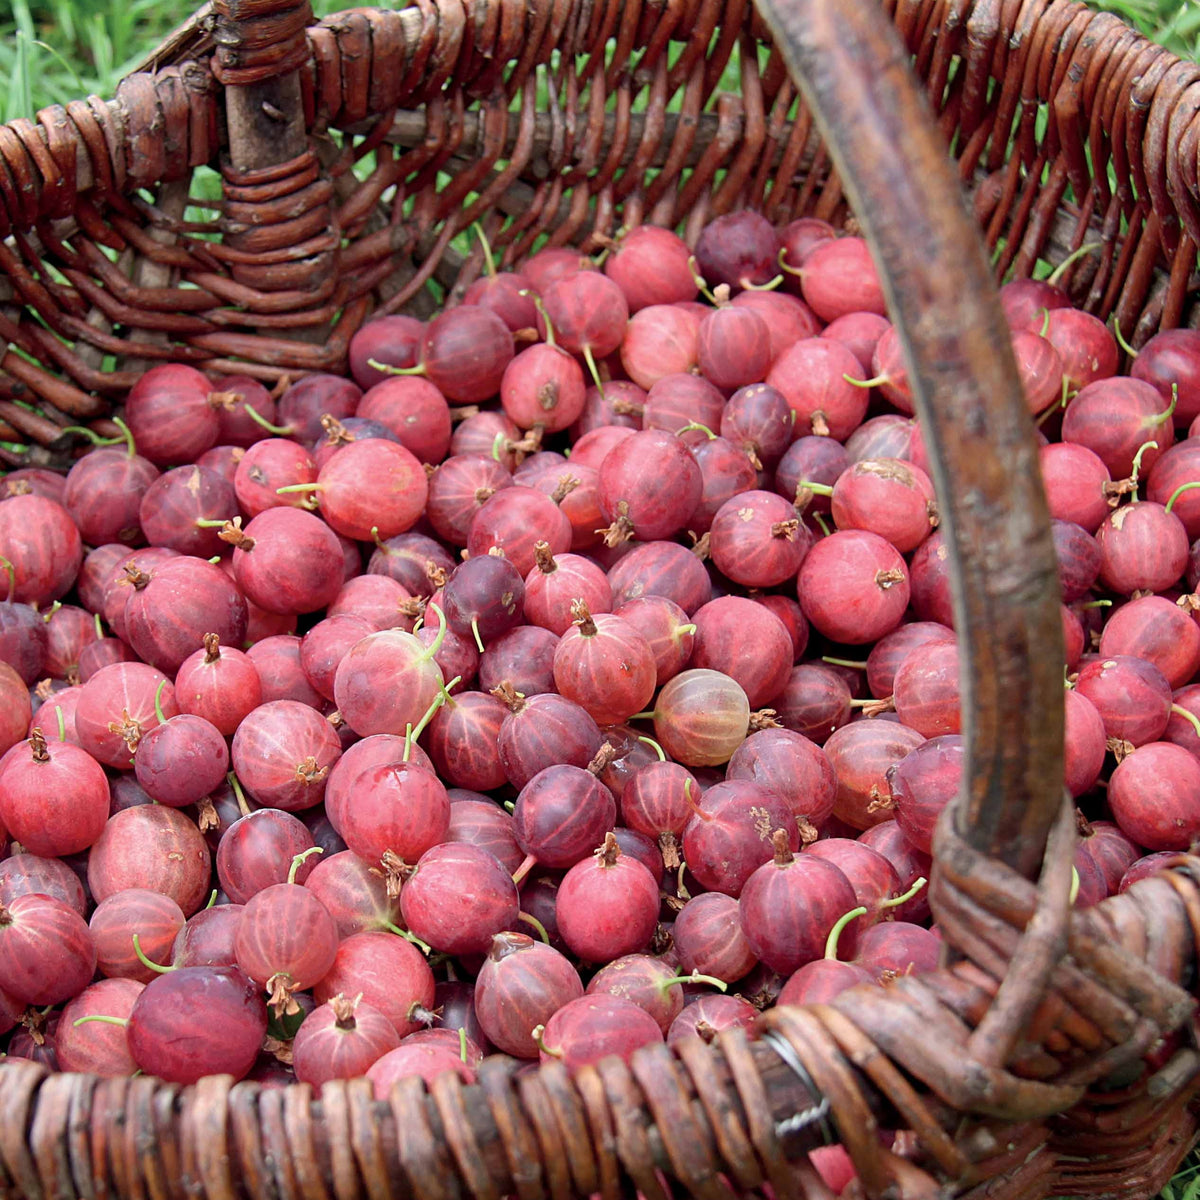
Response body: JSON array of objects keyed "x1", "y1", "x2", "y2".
[{"x1": 753, "y1": 0, "x2": 1064, "y2": 880}]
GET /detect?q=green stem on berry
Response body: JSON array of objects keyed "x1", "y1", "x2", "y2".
[
  {"x1": 530, "y1": 1024, "x2": 560, "y2": 1058},
  {"x1": 72, "y1": 1015, "x2": 129, "y2": 1029},
  {"x1": 843, "y1": 373, "x2": 888, "y2": 389},
  {"x1": 1077, "y1": 599, "x2": 1112, "y2": 609},
  {"x1": 660, "y1": 970, "x2": 727, "y2": 994},
  {"x1": 1111, "y1": 316, "x2": 1139, "y2": 360},
  {"x1": 473, "y1": 222, "x2": 498, "y2": 279},
  {"x1": 676, "y1": 422, "x2": 717, "y2": 440},
  {"x1": 824, "y1": 905, "x2": 868, "y2": 962},
  {"x1": 1127, "y1": 440, "x2": 1158, "y2": 491},
  {"x1": 1037, "y1": 307, "x2": 1051, "y2": 338},
  {"x1": 132, "y1": 932, "x2": 176, "y2": 975},
  {"x1": 382, "y1": 922, "x2": 432, "y2": 955},
  {"x1": 522, "y1": 291, "x2": 557, "y2": 350},
  {"x1": 822, "y1": 656, "x2": 868, "y2": 669},
  {"x1": 287, "y1": 846, "x2": 324, "y2": 885},
  {"x1": 153, "y1": 679, "x2": 168, "y2": 726},
  {"x1": 637, "y1": 735, "x2": 666, "y2": 761},
  {"x1": 458, "y1": 1027, "x2": 469, "y2": 1063},
  {"x1": 1046, "y1": 241, "x2": 1101, "y2": 288},
  {"x1": 1141, "y1": 383, "x2": 1178, "y2": 430},
  {"x1": 1171, "y1": 705, "x2": 1200, "y2": 739},
  {"x1": 276, "y1": 483, "x2": 322, "y2": 496},
  {"x1": 367, "y1": 357, "x2": 427, "y2": 379},
  {"x1": 878, "y1": 877, "x2": 927, "y2": 910},
  {"x1": 777, "y1": 247, "x2": 804, "y2": 278},
  {"x1": 797, "y1": 480, "x2": 834, "y2": 497},
  {"x1": 0, "y1": 556, "x2": 14, "y2": 603},
  {"x1": 55, "y1": 703, "x2": 65, "y2": 743},
  {"x1": 511, "y1": 853, "x2": 536, "y2": 887},
  {"x1": 1165, "y1": 481, "x2": 1200, "y2": 515},
  {"x1": 60, "y1": 425, "x2": 124, "y2": 447},
  {"x1": 687, "y1": 256, "x2": 719, "y2": 305},
  {"x1": 580, "y1": 343, "x2": 606, "y2": 403},
  {"x1": 517, "y1": 911, "x2": 550, "y2": 944},
  {"x1": 227, "y1": 771, "x2": 252, "y2": 817},
  {"x1": 205, "y1": 890, "x2": 218, "y2": 910},
  {"x1": 242, "y1": 405, "x2": 294, "y2": 436},
  {"x1": 1069, "y1": 865, "x2": 1080, "y2": 906}
]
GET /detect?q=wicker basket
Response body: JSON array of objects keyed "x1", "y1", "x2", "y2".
[{"x1": 3, "y1": 0, "x2": 1200, "y2": 1197}]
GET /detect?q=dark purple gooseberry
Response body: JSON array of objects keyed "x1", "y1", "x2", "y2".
[
  {"x1": 775, "y1": 436, "x2": 850, "y2": 514},
  {"x1": 442, "y1": 554, "x2": 526, "y2": 650},
  {"x1": 687, "y1": 433, "x2": 759, "y2": 534},
  {"x1": 1050, "y1": 519, "x2": 1103, "y2": 603},
  {"x1": 477, "y1": 624, "x2": 559, "y2": 697},
  {"x1": 721, "y1": 383, "x2": 794, "y2": 470},
  {"x1": 274, "y1": 374, "x2": 362, "y2": 444},
  {"x1": 138, "y1": 465, "x2": 239, "y2": 559},
  {"x1": 368, "y1": 531, "x2": 455, "y2": 597},
  {"x1": 494, "y1": 688, "x2": 605, "y2": 791},
  {"x1": 863, "y1": 621, "x2": 955, "y2": 700},
  {"x1": 0, "y1": 601, "x2": 48, "y2": 684},
  {"x1": 681, "y1": 780, "x2": 799, "y2": 897},
  {"x1": 216, "y1": 809, "x2": 318, "y2": 905},
  {"x1": 694, "y1": 211, "x2": 780, "y2": 293},
  {"x1": 512, "y1": 762, "x2": 617, "y2": 871},
  {"x1": 134, "y1": 712, "x2": 229, "y2": 808},
  {"x1": 312, "y1": 415, "x2": 402, "y2": 470}
]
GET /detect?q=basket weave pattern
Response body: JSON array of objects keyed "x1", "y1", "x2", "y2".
[{"x1": 2, "y1": 0, "x2": 1200, "y2": 1197}]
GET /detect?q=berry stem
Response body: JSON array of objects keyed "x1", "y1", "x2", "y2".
[
  {"x1": 676, "y1": 422, "x2": 717, "y2": 439},
  {"x1": 471, "y1": 617, "x2": 485, "y2": 654},
  {"x1": 1166, "y1": 481, "x2": 1200, "y2": 515},
  {"x1": 822, "y1": 656, "x2": 868, "y2": 669},
  {"x1": 73, "y1": 1015, "x2": 129, "y2": 1028},
  {"x1": 382, "y1": 922, "x2": 432, "y2": 954},
  {"x1": 660, "y1": 970, "x2": 728, "y2": 994},
  {"x1": 580, "y1": 344, "x2": 606, "y2": 402},
  {"x1": 1111, "y1": 317, "x2": 1139, "y2": 360},
  {"x1": 132, "y1": 932, "x2": 175, "y2": 975},
  {"x1": 878, "y1": 876, "x2": 927, "y2": 910},
  {"x1": 512, "y1": 853, "x2": 537, "y2": 887},
  {"x1": 1171, "y1": 704, "x2": 1200, "y2": 739},
  {"x1": 517, "y1": 911, "x2": 550, "y2": 943},
  {"x1": 228, "y1": 771, "x2": 252, "y2": 817},
  {"x1": 843, "y1": 373, "x2": 888, "y2": 389},
  {"x1": 0, "y1": 556, "x2": 14, "y2": 602},
  {"x1": 824, "y1": 905, "x2": 868, "y2": 961},
  {"x1": 153, "y1": 679, "x2": 168, "y2": 726},
  {"x1": 243, "y1": 405, "x2": 293, "y2": 436},
  {"x1": 637, "y1": 735, "x2": 666, "y2": 761},
  {"x1": 473, "y1": 222, "x2": 498, "y2": 278},
  {"x1": 287, "y1": 846, "x2": 324, "y2": 885},
  {"x1": 530, "y1": 1024, "x2": 561, "y2": 1058},
  {"x1": 1046, "y1": 241, "x2": 1101, "y2": 287}
]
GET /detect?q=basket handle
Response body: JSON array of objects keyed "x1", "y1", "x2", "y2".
[{"x1": 754, "y1": 0, "x2": 1064, "y2": 881}]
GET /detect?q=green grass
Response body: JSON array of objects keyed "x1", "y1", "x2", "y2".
[{"x1": 0, "y1": 0, "x2": 1198, "y2": 1188}]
